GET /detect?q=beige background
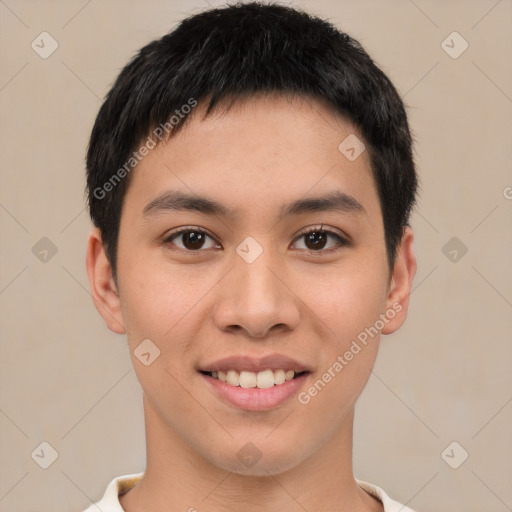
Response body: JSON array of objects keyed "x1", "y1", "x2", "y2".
[{"x1": 1, "y1": 0, "x2": 511, "y2": 511}]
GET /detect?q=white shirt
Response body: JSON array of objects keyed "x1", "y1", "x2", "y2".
[{"x1": 82, "y1": 472, "x2": 416, "y2": 511}]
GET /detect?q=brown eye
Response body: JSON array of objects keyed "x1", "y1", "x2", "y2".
[
  {"x1": 293, "y1": 227, "x2": 348, "y2": 253},
  {"x1": 304, "y1": 231, "x2": 329, "y2": 250},
  {"x1": 164, "y1": 228, "x2": 219, "y2": 251}
]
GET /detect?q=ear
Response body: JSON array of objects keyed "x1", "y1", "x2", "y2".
[
  {"x1": 85, "y1": 228, "x2": 126, "y2": 334},
  {"x1": 381, "y1": 226, "x2": 417, "y2": 335}
]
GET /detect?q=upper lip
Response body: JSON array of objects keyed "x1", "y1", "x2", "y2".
[{"x1": 199, "y1": 354, "x2": 310, "y2": 373}]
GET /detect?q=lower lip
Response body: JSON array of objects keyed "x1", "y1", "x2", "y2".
[{"x1": 200, "y1": 372, "x2": 309, "y2": 411}]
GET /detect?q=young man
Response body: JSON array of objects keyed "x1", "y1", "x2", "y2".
[{"x1": 84, "y1": 2, "x2": 418, "y2": 511}]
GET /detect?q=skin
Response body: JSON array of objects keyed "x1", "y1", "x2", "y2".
[{"x1": 86, "y1": 93, "x2": 416, "y2": 512}]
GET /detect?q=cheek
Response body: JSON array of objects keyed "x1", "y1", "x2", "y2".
[
  {"x1": 117, "y1": 261, "x2": 220, "y2": 400},
  {"x1": 119, "y1": 255, "x2": 207, "y2": 339},
  {"x1": 297, "y1": 257, "x2": 389, "y2": 342},
  {"x1": 293, "y1": 283, "x2": 384, "y2": 448},
  {"x1": 293, "y1": 259, "x2": 388, "y2": 402},
  {"x1": 117, "y1": 266, "x2": 207, "y2": 412}
]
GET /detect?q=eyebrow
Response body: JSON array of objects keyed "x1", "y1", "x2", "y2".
[{"x1": 142, "y1": 190, "x2": 365, "y2": 220}]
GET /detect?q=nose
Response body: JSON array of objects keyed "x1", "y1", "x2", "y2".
[{"x1": 212, "y1": 246, "x2": 301, "y2": 339}]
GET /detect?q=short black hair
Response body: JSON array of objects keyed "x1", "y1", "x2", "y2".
[{"x1": 86, "y1": 1, "x2": 417, "y2": 283}]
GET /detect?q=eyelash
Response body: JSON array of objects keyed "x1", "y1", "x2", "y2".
[{"x1": 162, "y1": 225, "x2": 350, "y2": 255}]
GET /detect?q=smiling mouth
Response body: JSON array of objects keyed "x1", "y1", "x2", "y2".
[{"x1": 199, "y1": 369, "x2": 309, "y2": 389}]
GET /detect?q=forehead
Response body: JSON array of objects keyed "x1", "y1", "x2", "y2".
[{"x1": 122, "y1": 94, "x2": 380, "y2": 224}]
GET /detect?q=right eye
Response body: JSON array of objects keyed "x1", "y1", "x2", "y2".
[{"x1": 163, "y1": 227, "x2": 221, "y2": 252}]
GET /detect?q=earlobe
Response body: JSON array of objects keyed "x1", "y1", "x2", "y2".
[
  {"x1": 381, "y1": 226, "x2": 417, "y2": 335},
  {"x1": 85, "y1": 228, "x2": 126, "y2": 334}
]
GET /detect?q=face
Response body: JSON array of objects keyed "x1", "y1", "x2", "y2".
[{"x1": 87, "y1": 94, "x2": 415, "y2": 477}]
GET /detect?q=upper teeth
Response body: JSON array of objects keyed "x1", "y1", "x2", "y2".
[{"x1": 211, "y1": 369, "x2": 296, "y2": 388}]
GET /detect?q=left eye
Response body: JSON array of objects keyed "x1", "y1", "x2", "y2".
[{"x1": 292, "y1": 228, "x2": 348, "y2": 252}]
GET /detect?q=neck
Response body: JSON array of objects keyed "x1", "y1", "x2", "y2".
[{"x1": 119, "y1": 394, "x2": 382, "y2": 512}]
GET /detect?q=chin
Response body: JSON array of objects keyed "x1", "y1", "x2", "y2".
[{"x1": 207, "y1": 441, "x2": 308, "y2": 477}]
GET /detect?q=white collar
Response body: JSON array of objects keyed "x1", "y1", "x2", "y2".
[{"x1": 83, "y1": 472, "x2": 416, "y2": 512}]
